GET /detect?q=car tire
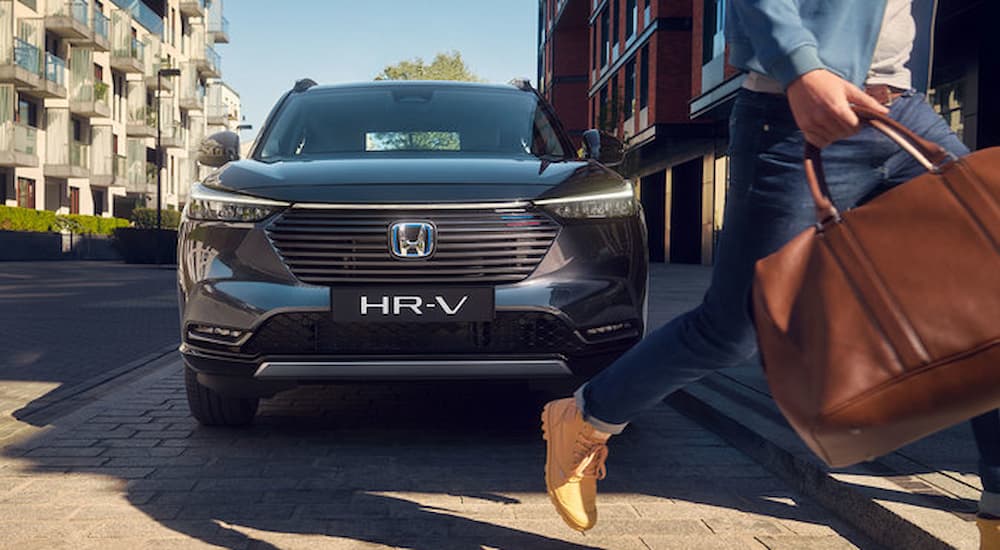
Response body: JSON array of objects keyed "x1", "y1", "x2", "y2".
[{"x1": 184, "y1": 366, "x2": 259, "y2": 426}]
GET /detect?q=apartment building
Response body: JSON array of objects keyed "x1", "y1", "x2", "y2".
[
  {"x1": 540, "y1": 0, "x2": 725, "y2": 265},
  {"x1": 0, "y1": 0, "x2": 238, "y2": 219},
  {"x1": 540, "y1": 0, "x2": 996, "y2": 265}
]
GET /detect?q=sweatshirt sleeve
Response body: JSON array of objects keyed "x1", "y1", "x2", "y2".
[{"x1": 729, "y1": 0, "x2": 827, "y2": 88}]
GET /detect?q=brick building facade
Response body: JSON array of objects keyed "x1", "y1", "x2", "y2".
[{"x1": 539, "y1": 0, "x2": 995, "y2": 265}]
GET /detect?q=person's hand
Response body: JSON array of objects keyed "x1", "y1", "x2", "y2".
[{"x1": 786, "y1": 69, "x2": 889, "y2": 148}]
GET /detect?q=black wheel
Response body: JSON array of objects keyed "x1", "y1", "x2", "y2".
[{"x1": 184, "y1": 366, "x2": 259, "y2": 426}]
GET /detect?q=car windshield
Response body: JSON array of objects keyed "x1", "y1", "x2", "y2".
[{"x1": 256, "y1": 85, "x2": 570, "y2": 162}]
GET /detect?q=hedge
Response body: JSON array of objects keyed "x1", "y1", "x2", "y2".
[
  {"x1": 0, "y1": 206, "x2": 131, "y2": 235},
  {"x1": 131, "y1": 207, "x2": 181, "y2": 230}
]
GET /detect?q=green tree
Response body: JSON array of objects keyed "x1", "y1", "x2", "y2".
[{"x1": 375, "y1": 50, "x2": 482, "y2": 82}]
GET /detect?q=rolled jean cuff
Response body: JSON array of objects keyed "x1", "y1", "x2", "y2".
[{"x1": 574, "y1": 384, "x2": 628, "y2": 435}]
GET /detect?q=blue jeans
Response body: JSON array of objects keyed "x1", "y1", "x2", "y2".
[{"x1": 576, "y1": 89, "x2": 1000, "y2": 496}]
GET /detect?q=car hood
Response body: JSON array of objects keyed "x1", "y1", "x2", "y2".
[{"x1": 209, "y1": 157, "x2": 625, "y2": 203}]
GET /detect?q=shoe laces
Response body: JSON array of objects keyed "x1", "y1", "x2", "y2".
[{"x1": 569, "y1": 433, "x2": 608, "y2": 482}]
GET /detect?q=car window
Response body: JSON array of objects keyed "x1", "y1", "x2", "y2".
[{"x1": 257, "y1": 87, "x2": 568, "y2": 161}]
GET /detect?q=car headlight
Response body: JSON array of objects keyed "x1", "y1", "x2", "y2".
[
  {"x1": 185, "y1": 183, "x2": 289, "y2": 222},
  {"x1": 533, "y1": 185, "x2": 636, "y2": 219}
]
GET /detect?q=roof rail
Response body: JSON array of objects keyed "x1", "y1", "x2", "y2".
[
  {"x1": 293, "y1": 78, "x2": 318, "y2": 93},
  {"x1": 507, "y1": 78, "x2": 534, "y2": 92}
]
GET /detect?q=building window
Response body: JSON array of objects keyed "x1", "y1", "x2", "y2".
[
  {"x1": 16, "y1": 178, "x2": 34, "y2": 209},
  {"x1": 612, "y1": 0, "x2": 619, "y2": 48},
  {"x1": 600, "y1": 8, "x2": 610, "y2": 68},
  {"x1": 703, "y1": 0, "x2": 727, "y2": 64},
  {"x1": 624, "y1": 59, "x2": 636, "y2": 120},
  {"x1": 626, "y1": 0, "x2": 636, "y2": 39},
  {"x1": 69, "y1": 186, "x2": 80, "y2": 215},
  {"x1": 610, "y1": 74, "x2": 619, "y2": 131},
  {"x1": 17, "y1": 98, "x2": 39, "y2": 128},
  {"x1": 92, "y1": 188, "x2": 105, "y2": 216},
  {"x1": 599, "y1": 86, "x2": 609, "y2": 130},
  {"x1": 640, "y1": 45, "x2": 649, "y2": 109}
]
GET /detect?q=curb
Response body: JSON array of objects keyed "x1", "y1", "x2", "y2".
[
  {"x1": 668, "y1": 372, "x2": 980, "y2": 550},
  {"x1": 3, "y1": 344, "x2": 180, "y2": 443}
]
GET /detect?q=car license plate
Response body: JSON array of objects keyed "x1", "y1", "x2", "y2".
[{"x1": 331, "y1": 287, "x2": 495, "y2": 323}]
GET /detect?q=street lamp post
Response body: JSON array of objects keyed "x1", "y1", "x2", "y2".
[{"x1": 155, "y1": 67, "x2": 181, "y2": 263}]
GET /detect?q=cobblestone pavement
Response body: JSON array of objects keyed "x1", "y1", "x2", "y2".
[
  {"x1": 0, "y1": 364, "x2": 878, "y2": 549},
  {"x1": 0, "y1": 264, "x2": 879, "y2": 548},
  {"x1": 0, "y1": 262, "x2": 178, "y2": 435}
]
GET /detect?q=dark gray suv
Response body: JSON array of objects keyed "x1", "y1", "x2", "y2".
[{"x1": 178, "y1": 80, "x2": 648, "y2": 425}]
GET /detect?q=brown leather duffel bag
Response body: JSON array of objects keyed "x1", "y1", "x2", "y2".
[{"x1": 752, "y1": 106, "x2": 1000, "y2": 468}]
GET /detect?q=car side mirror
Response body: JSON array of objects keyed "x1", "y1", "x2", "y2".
[
  {"x1": 582, "y1": 129, "x2": 625, "y2": 166},
  {"x1": 197, "y1": 131, "x2": 240, "y2": 167}
]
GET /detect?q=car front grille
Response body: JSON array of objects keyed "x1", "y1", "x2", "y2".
[
  {"x1": 266, "y1": 206, "x2": 559, "y2": 285},
  {"x1": 241, "y1": 311, "x2": 588, "y2": 356}
]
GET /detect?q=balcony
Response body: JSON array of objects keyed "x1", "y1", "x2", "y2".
[
  {"x1": 35, "y1": 52, "x2": 68, "y2": 98},
  {"x1": 127, "y1": 108, "x2": 156, "y2": 138},
  {"x1": 111, "y1": 34, "x2": 144, "y2": 73},
  {"x1": 0, "y1": 37, "x2": 43, "y2": 90},
  {"x1": 46, "y1": 0, "x2": 92, "y2": 41},
  {"x1": 81, "y1": 10, "x2": 111, "y2": 52},
  {"x1": 179, "y1": 0, "x2": 205, "y2": 17},
  {"x1": 0, "y1": 122, "x2": 39, "y2": 167},
  {"x1": 70, "y1": 82, "x2": 111, "y2": 118},
  {"x1": 125, "y1": 161, "x2": 156, "y2": 195},
  {"x1": 110, "y1": 0, "x2": 163, "y2": 36},
  {"x1": 161, "y1": 123, "x2": 185, "y2": 149},
  {"x1": 206, "y1": 103, "x2": 228, "y2": 127},
  {"x1": 195, "y1": 45, "x2": 221, "y2": 78},
  {"x1": 209, "y1": 15, "x2": 229, "y2": 44},
  {"x1": 145, "y1": 59, "x2": 175, "y2": 92},
  {"x1": 92, "y1": 149, "x2": 127, "y2": 187},
  {"x1": 45, "y1": 140, "x2": 90, "y2": 179}
]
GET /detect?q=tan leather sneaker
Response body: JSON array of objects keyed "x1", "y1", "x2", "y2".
[
  {"x1": 979, "y1": 515, "x2": 1000, "y2": 550},
  {"x1": 541, "y1": 397, "x2": 611, "y2": 532}
]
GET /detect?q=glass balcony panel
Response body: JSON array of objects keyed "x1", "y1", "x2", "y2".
[
  {"x1": 205, "y1": 45, "x2": 220, "y2": 73},
  {"x1": 16, "y1": 124, "x2": 37, "y2": 155},
  {"x1": 114, "y1": 154, "x2": 126, "y2": 178},
  {"x1": 93, "y1": 10, "x2": 109, "y2": 40},
  {"x1": 45, "y1": 53, "x2": 66, "y2": 86},
  {"x1": 69, "y1": 141, "x2": 89, "y2": 169},
  {"x1": 14, "y1": 37, "x2": 40, "y2": 74},
  {"x1": 70, "y1": 0, "x2": 88, "y2": 26}
]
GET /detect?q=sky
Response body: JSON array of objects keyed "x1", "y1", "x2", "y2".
[{"x1": 220, "y1": 0, "x2": 540, "y2": 140}]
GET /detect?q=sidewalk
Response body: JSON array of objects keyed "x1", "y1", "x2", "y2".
[{"x1": 647, "y1": 264, "x2": 983, "y2": 550}]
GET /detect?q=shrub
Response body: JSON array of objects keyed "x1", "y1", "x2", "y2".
[
  {"x1": 0, "y1": 206, "x2": 58, "y2": 232},
  {"x1": 131, "y1": 207, "x2": 181, "y2": 230},
  {"x1": 0, "y1": 206, "x2": 129, "y2": 235}
]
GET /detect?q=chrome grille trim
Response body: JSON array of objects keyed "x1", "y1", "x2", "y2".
[{"x1": 267, "y1": 206, "x2": 559, "y2": 284}]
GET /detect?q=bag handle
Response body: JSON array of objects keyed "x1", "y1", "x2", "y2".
[{"x1": 803, "y1": 105, "x2": 957, "y2": 227}]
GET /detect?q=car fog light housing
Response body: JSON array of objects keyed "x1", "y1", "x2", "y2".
[
  {"x1": 185, "y1": 183, "x2": 289, "y2": 222},
  {"x1": 187, "y1": 324, "x2": 249, "y2": 345},
  {"x1": 534, "y1": 185, "x2": 636, "y2": 219},
  {"x1": 583, "y1": 320, "x2": 638, "y2": 341}
]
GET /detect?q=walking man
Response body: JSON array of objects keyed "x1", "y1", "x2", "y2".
[{"x1": 540, "y1": 1, "x2": 1000, "y2": 547}]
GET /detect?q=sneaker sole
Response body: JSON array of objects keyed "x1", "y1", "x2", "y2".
[{"x1": 541, "y1": 402, "x2": 592, "y2": 532}]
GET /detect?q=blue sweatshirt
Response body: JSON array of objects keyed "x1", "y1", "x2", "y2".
[{"x1": 726, "y1": 0, "x2": 937, "y2": 92}]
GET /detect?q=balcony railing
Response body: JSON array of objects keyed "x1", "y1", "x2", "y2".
[
  {"x1": 204, "y1": 45, "x2": 220, "y2": 73},
  {"x1": 114, "y1": 154, "x2": 126, "y2": 177},
  {"x1": 14, "y1": 38, "x2": 40, "y2": 74},
  {"x1": 93, "y1": 10, "x2": 110, "y2": 41},
  {"x1": 45, "y1": 53, "x2": 66, "y2": 86},
  {"x1": 209, "y1": 15, "x2": 229, "y2": 36},
  {"x1": 69, "y1": 140, "x2": 90, "y2": 169},
  {"x1": 115, "y1": 36, "x2": 144, "y2": 62},
  {"x1": 70, "y1": 0, "x2": 88, "y2": 25},
  {"x1": 0, "y1": 122, "x2": 38, "y2": 156},
  {"x1": 110, "y1": 0, "x2": 164, "y2": 36}
]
